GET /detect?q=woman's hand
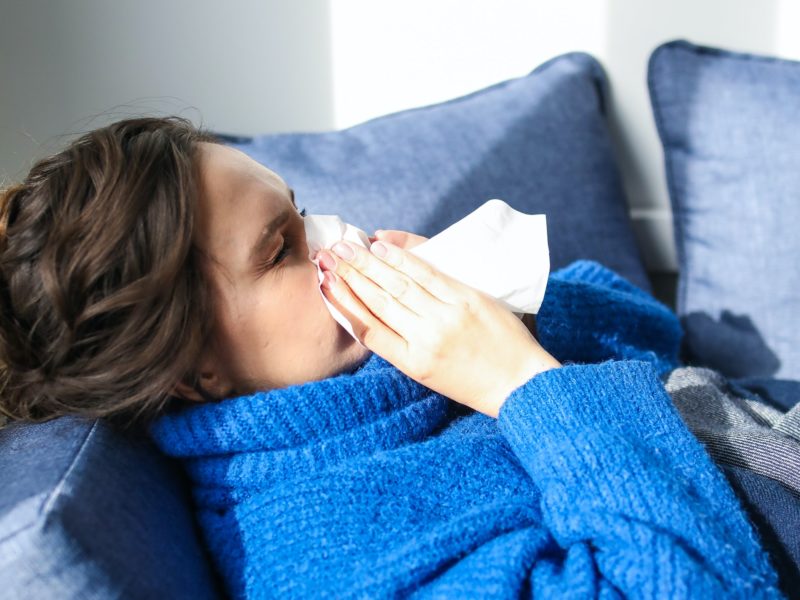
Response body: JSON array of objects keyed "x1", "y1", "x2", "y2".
[
  {"x1": 316, "y1": 233, "x2": 561, "y2": 418},
  {"x1": 370, "y1": 230, "x2": 541, "y2": 341}
]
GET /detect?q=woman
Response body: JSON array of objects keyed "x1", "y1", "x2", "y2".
[{"x1": 0, "y1": 117, "x2": 781, "y2": 597}]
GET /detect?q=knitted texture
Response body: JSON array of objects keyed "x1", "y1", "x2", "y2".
[
  {"x1": 149, "y1": 260, "x2": 781, "y2": 599},
  {"x1": 535, "y1": 259, "x2": 682, "y2": 376}
]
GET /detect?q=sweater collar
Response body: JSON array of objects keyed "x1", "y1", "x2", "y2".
[{"x1": 149, "y1": 352, "x2": 450, "y2": 459}]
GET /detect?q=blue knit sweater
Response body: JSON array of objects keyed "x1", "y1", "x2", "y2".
[{"x1": 149, "y1": 260, "x2": 781, "y2": 599}]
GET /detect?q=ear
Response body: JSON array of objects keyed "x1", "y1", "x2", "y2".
[{"x1": 171, "y1": 352, "x2": 234, "y2": 403}]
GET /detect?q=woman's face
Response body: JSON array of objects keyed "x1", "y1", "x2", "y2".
[{"x1": 189, "y1": 142, "x2": 372, "y2": 399}]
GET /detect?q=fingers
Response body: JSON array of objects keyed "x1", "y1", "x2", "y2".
[
  {"x1": 319, "y1": 270, "x2": 409, "y2": 363},
  {"x1": 322, "y1": 241, "x2": 449, "y2": 317},
  {"x1": 324, "y1": 254, "x2": 423, "y2": 340},
  {"x1": 368, "y1": 240, "x2": 463, "y2": 304}
]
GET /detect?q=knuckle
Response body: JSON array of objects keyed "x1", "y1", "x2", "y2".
[
  {"x1": 350, "y1": 248, "x2": 369, "y2": 271},
  {"x1": 458, "y1": 290, "x2": 483, "y2": 315},
  {"x1": 441, "y1": 295, "x2": 476, "y2": 330},
  {"x1": 391, "y1": 276, "x2": 410, "y2": 302},
  {"x1": 371, "y1": 291, "x2": 389, "y2": 314},
  {"x1": 387, "y1": 248, "x2": 404, "y2": 269},
  {"x1": 408, "y1": 353, "x2": 434, "y2": 382},
  {"x1": 452, "y1": 299, "x2": 473, "y2": 322},
  {"x1": 420, "y1": 263, "x2": 436, "y2": 283},
  {"x1": 334, "y1": 258, "x2": 353, "y2": 279},
  {"x1": 413, "y1": 262, "x2": 435, "y2": 289}
]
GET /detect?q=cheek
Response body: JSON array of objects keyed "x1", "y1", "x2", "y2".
[
  {"x1": 216, "y1": 263, "x2": 335, "y2": 363},
  {"x1": 257, "y1": 263, "x2": 329, "y2": 336},
  {"x1": 290, "y1": 267, "x2": 334, "y2": 332},
  {"x1": 213, "y1": 289, "x2": 267, "y2": 368}
]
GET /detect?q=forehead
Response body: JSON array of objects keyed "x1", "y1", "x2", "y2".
[
  {"x1": 194, "y1": 142, "x2": 290, "y2": 269},
  {"x1": 196, "y1": 142, "x2": 288, "y2": 197}
]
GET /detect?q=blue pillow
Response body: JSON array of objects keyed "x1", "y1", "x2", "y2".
[
  {"x1": 0, "y1": 418, "x2": 221, "y2": 598},
  {"x1": 649, "y1": 40, "x2": 800, "y2": 380},
  {"x1": 219, "y1": 52, "x2": 650, "y2": 292}
]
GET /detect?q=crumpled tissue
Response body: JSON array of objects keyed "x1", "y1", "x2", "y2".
[{"x1": 305, "y1": 199, "x2": 550, "y2": 343}]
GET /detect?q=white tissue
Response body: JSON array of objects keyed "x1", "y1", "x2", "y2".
[
  {"x1": 305, "y1": 199, "x2": 550, "y2": 343},
  {"x1": 304, "y1": 214, "x2": 373, "y2": 341}
]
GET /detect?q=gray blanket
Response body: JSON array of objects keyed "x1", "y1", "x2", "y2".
[{"x1": 666, "y1": 366, "x2": 800, "y2": 496}]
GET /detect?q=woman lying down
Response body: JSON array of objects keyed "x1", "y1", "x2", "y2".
[{"x1": 0, "y1": 117, "x2": 789, "y2": 598}]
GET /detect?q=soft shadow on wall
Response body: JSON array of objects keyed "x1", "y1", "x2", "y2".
[{"x1": 0, "y1": 0, "x2": 335, "y2": 183}]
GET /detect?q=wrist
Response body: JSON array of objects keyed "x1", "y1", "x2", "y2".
[{"x1": 487, "y1": 346, "x2": 561, "y2": 418}]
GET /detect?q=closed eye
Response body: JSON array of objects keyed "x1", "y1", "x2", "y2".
[
  {"x1": 254, "y1": 206, "x2": 306, "y2": 277},
  {"x1": 255, "y1": 238, "x2": 291, "y2": 277}
]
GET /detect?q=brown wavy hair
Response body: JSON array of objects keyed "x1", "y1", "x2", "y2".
[{"x1": 0, "y1": 116, "x2": 221, "y2": 429}]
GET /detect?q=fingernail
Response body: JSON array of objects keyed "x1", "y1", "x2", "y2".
[
  {"x1": 371, "y1": 241, "x2": 387, "y2": 258},
  {"x1": 318, "y1": 251, "x2": 337, "y2": 271},
  {"x1": 332, "y1": 241, "x2": 355, "y2": 261},
  {"x1": 321, "y1": 270, "x2": 336, "y2": 289}
]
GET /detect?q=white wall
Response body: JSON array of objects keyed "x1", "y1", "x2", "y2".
[
  {"x1": 3, "y1": 1, "x2": 798, "y2": 271},
  {"x1": 329, "y1": 0, "x2": 800, "y2": 271}
]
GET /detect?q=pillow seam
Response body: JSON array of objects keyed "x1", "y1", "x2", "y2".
[{"x1": 647, "y1": 42, "x2": 691, "y2": 315}]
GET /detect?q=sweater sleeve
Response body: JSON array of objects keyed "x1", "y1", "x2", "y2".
[
  {"x1": 537, "y1": 260, "x2": 682, "y2": 376},
  {"x1": 496, "y1": 359, "x2": 781, "y2": 598}
]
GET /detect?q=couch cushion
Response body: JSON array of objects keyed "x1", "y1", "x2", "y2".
[
  {"x1": 0, "y1": 417, "x2": 222, "y2": 599},
  {"x1": 218, "y1": 52, "x2": 650, "y2": 292},
  {"x1": 649, "y1": 40, "x2": 800, "y2": 380}
]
